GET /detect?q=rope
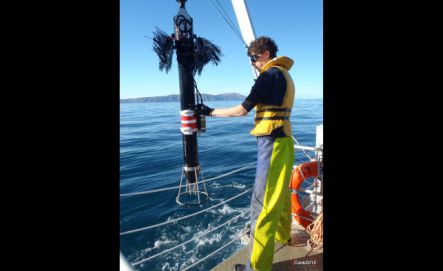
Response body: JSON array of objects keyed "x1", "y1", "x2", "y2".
[
  {"x1": 306, "y1": 211, "x2": 323, "y2": 250},
  {"x1": 120, "y1": 188, "x2": 253, "y2": 236},
  {"x1": 180, "y1": 229, "x2": 248, "y2": 271},
  {"x1": 291, "y1": 213, "x2": 314, "y2": 223},
  {"x1": 132, "y1": 209, "x2": 250, "y2": 266},
  {"x1": 292, "y1": 136, "x2": 313, "y2": 161},
  {"x1": 193, "y1": 76, "x2": 204, "y2": 104},
  {"x1": 293, "y1": 188, "x2": 322, "y2": 196},
  {"x1": 120, "y1": 163, "x2": 255, "y2": 197},
  {"x1": 209, "y1": 0, "x2": 246, "y2": 46}
]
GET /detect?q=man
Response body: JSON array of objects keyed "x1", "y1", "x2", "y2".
[{"x1": 199, "y1": 36, "x2": 295, "y2": 271}]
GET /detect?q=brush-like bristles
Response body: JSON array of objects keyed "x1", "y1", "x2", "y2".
[
  {"x1": 152, "y1": 27, "x2": 174, "y2": 73},
  {"x1": 193, "y1": 37, "x2": 223, "y2": 76}
]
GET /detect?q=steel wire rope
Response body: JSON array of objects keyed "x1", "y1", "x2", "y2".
[
  {"x1": 292, "y1": 135, "x2": 313, "y2": 161},
  {"x1": 120, "y1": 187, "x2": 253, "y2": 236},
  {"x1": 120, "y1": 162, "x2": 255, "y2": 197},
  {"x1": 180, "y1": 229, "x2": 248, "y2": 271},
  {"x1": 291, "y1": 213, "x2": 315, "y2": 223},
  {"x1": 209, "y1": 0, "x2": 246, "y2": 47},
  {"x1": 132, "y1": 209, "x2": 250, "y2": 266},
  {"x1": 213, "y1": 0, "x2": 243, "y2": 40},
  {"x1": 182, "y1": 213, "x2": 308, "y2": 271}
]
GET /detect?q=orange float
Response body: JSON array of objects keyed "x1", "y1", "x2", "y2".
[{"x1": 289, "y1": 161, "x2": 319, "y2": 228}]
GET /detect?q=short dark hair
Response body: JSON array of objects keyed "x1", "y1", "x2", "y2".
[{"x1": 247, "y1": 36, "x2": 278, "y2": 58}]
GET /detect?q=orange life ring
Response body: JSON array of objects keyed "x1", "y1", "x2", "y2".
[{"x1": 289, "y1": 161, "x2": 319, "y2": 228}]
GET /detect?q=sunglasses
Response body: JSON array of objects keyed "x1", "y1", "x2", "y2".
[{"x1": 250, "y1": 54, "x2": 261, "y2": 63}]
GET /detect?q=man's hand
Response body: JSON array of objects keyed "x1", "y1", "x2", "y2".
[{"x1": 196, "y1": 103, "x2": 214, "y2": 116}]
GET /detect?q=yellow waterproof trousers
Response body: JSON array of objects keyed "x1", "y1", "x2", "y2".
[{"x1": 247, "y1": 136, "x2": 294, "y2": 271}]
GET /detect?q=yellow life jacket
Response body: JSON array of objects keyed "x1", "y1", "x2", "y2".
[{"x1": 250, "y1": 56, "x2": 295, "y2": 137}]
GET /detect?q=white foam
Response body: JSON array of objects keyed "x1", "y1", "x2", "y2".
[
  {"x1": 180, "y1": 225, "x2": 193, "y2": 233},
  {"x1": 161, "y1": 262, "x2": 179, "y2": 271},
  {"x1": 233, "y1": 183, "x2": 246, "y2": 189},
  {"x1": 154, "y1": 238, "x2": 176, "y2": 249},
  {"x1": 218, "y1": 204, "x2": 237, "y2": 215},
  {"x1": 195, "y1": 233, "x2": 223, "y2": 246},
  {"x1": 142, "y1": 246, "x2": 153, "y2": 254},
  {"x1": 139, "y1": 236, "x2": 178, "y2": 259},
  {"x1": 179, "y1": 254, "x2": 199, "y2": 270}
]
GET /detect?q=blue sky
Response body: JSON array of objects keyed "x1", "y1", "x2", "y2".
[{"x1": 120, "y1": 0, "x2": 323, "y2": 99}]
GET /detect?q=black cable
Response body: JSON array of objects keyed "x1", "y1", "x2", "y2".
[
  {"x1": 184, "y1": 67, "x2": 203, "y2": 105},
  {"x1": 214, "y1": 0, "x2": 243, "y2": 39},
  {"x1": 209, "y1": 0, "x2": 246, "y2": 46},
  {"x1": 193, "y1": 76, "x2": 204, "y2": 104}
]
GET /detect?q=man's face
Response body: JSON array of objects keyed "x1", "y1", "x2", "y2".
[{"x1": 250, "y1": 50, "x2": 270, "y2": 71}]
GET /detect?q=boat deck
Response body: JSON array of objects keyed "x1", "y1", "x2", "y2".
[{"x1": 211, "y1": 223, "x2": 323, "y2": 271}]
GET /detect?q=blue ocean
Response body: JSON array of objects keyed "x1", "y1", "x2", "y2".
[{"x1": 120, "y1": 99, "x2": 323, "y2": 271}]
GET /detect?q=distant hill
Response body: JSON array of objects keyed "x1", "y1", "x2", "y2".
[{"x1": 120, "y1": 93, "x2": 245, "y2": 103}]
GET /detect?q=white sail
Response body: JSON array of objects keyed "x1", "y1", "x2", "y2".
[{"x1": 231, "y1": 0, "x2": 259, "y2": 78}]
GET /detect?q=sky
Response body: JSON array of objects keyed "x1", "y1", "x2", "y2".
[{"x1": 120, "y1": 0, "x2": 323, "y2": 99}]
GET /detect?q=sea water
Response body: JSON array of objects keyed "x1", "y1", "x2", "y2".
[{"x1": 120, "y1": 99, "x2": 323, "y2": 271}]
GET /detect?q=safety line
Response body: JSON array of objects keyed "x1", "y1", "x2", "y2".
[
  {"x1": 132, "y1": 209, "x2": 250, "y2": 266},
  {"x1": 180, "y1": 230, "x2": 247, "y2": 271},
  {"x1": 291, "y1": 212, "x2": 315, "y2": 222},
  {"x1": 120, "y1": 188, "x2": 253, "y2": 236},
  {"x1": 120, "y1": 163, "x2": 255, "y2": 197},
  {"x1": 292, "y1": 136, "x2": 313, "y2": 160}
]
